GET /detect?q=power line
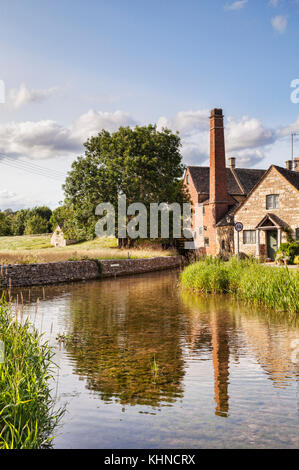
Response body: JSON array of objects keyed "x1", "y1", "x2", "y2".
[
  {"x1": 0, "y1": 152, "x2": 67, "y2": 182},
  {"x1": 0, "y1": 152, "x2": 67, "y2": 177},
  {"x1": 0, "y1": 159, "x2": 64, "y2": 182}
]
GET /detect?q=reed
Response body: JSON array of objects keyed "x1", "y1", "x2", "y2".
[
  {"x1": 0, "y1": 297, "x2": 63, "y2": 449},
  {"x1": 180, "y1": 257, "x2": 299, "y2": 314}
]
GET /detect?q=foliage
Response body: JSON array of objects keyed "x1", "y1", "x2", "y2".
[
  {"x1": 0, "y1": 212, "x2": 12, "y2": 236},
  {"x1": 0, "y1": 298, "x2": 63, "y2": 448},
  {"x1": 276, "y1": 241, "x2": 299, "y2": 264},
  {"x1": 294, "y1": 255, "x2": 299, "y2": 265},
  {"x1": 63, "y1": 125, "x2": 188, "y2": 241},
  {"x1": 180, "y1": 257, "x2": 299, "y2": 314},
  {"x1": 10, "y1": 209, "x2": 30, "y2": 236},
  {"x1": 25, "y1": 215, "x2": 50, "y2": 235},
  {"x1": 49, "y1": 205, "x2": 77, "y2": 240}
]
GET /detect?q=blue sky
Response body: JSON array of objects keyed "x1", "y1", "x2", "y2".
[{"x1": 0, "y1": 0, "x2": 299, "y2": 209}]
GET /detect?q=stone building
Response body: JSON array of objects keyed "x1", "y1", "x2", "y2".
[
  {"x1": 233, "y1": 163, "x2": 299, "y2": 259},
  {"x1": 51, "y1": 224, "x2": 78, "y2": 247},
  {"x1": 183, "y1": 108, "x2": 299, "y2": 260},
  {"x1": 183, "y1": 108, "x2": 266, "y2": 257}
]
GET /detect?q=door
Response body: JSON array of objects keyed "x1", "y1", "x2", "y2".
[{"x1": 267, "y1": 230, "x2": 278, "y2": 260}]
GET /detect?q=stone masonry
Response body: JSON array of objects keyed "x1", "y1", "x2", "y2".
[{"x1": 0, "y1": 256, "x2": 183, "y2": 288}]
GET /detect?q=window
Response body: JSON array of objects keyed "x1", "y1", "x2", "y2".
[
  {"x1": 204, "y1": 237, "x2": 209, "y2": 247},
  {"x1": 266, "y1": 194, "x2": 279, "y2": 210},
  {"x1": 202, "y1": 205, "x2": 205, "y2": 215},
  {"x1": 296, "y1": 228, "x2": 299, "y2": 241},
  {"x1": 221, "y1": 240, "x2": 225, "y2": 250},
  {"x1": 199, "y1": 226, "x2": 203, "y2": 235},
  {"x1": 243, "y1": 230, "x2": 256, "y2": 244},
  {"x1": 186, "y1": 174, "x2": 189, "y2": 184}
]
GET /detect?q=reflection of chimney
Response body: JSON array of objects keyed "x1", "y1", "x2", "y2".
[
  {"x1": 211, "y1": 312, "x2": 230, "y2": 417},
  {"x1": 228, "y1": 157, "x2": 236, "y2": 169},
  {"x1": 286, "y1": 160, "x2": 293, "y2": 171},
  {"x1": 210, "y1": 108, "x2": 230, "y2": 223},
  {"x1": 294, "y1": 157, "x2": 299, "y2": 172}
]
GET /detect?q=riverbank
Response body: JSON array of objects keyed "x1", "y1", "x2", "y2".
[
  {"x1": 0, "y1": 256, "x2": 183, "y2": 288},
  {"x1": 0, "y1": 298, "x2": 62, "y2": 449},
  {"x1": 180, "y1": 257, "x2": 299, "y2": 314}
]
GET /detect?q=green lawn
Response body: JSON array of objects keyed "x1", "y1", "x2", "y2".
[
  {"x1": 0, "y1": 235, "x2": 118, "y2": 251},
  {"x1": 0, "y1": 235, "x2": 174, "y2": 264}
]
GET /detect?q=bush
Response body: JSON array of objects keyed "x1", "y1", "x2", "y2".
[
  {"x1": 294, "y1": 255, "x2": 299, "y2": 265},
  {"x1": 25, "y1": 215, "x2": 50, "y2": 235},
  {"x1": 276, "y1": 241, "x2": 299, "y2": 264}
]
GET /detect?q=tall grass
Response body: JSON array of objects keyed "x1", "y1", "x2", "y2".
[
  {"x1": 0, "y1": 298, "x2": 63, "y2": 448},
  {"x1": 180, "y1": 257, "x2": 299, "y2": 314}
]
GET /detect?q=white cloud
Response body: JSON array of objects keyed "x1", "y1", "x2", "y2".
[
  {"x1": 0, "y1": 110, "x2": 136, "y2": 160},
  {"x1": 269, "y1": 0, "x2": 279, "y2": 6},
  {"x1": 8, "y1": 83, "x2": 59, "y2": 109},
  {"x1": 157, "y1": 109, "x2": 209, "y2": 136},
  {"x1": 225, "y1": 0, "x2": 248, "y2": 11},
  {"x1": 71, "y1": 109, "x2": 137, "y2": 141},
  {"x1": 271, "y1": 15, "x2": 287, "y2": 33},
  {"x1": 279, "y1": 115, "x2": 299, "y2": 136},
  {"x1": 157, "y1": 109, "x2": 275, "y2": 167},
  {"x1": 0, "y1": 189, "x2": 37, "y2": 211},
  {"x1": 225, "y1": 116, "x2": 275, "y2": 151}
]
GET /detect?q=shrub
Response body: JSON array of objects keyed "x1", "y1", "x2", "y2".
[
  {"x1": 180, "y1": 257, "x2": 299, "y2": 314},
  {"x1": 294, "y1": 255, "x2": 299, "y2": 265},
  {"x1": 276, "y1": 241, "x2": 299, "y2": 264}
]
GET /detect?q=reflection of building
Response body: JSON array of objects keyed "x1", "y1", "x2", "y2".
[{"x1": 211, "y1": 311, "x2": 230, "y2": 417}]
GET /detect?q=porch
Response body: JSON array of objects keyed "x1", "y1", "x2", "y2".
[{"x1": 255, "y1": 213, "x2": 287, "y2": 260}]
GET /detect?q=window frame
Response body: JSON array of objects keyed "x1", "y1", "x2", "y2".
[
  {"x1": 243, "y1": 230, "x2": 256, "y2": 245},
  {"x1": 266, "y1": 194, "x2": 279, "y2": 210}
]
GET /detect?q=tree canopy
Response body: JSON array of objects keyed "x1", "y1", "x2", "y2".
[{"x1": 63, "y1": 125, "x2": 188, "y2": 240}]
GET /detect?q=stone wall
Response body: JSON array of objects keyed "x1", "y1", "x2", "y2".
[
  {"x1": 0, "y1": 256, "x2": 183, "y2": 288},
  {"x1": 234, "y1": 166, "x2": 299, "y2": 257}
]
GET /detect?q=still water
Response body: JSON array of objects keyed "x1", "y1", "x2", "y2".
[{"x1": 13, "y1": 270, "x2": 299, "y2": 448}]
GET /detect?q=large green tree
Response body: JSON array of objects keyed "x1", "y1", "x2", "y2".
[{"x1": 63, "y1": 125, "x2": 187, "y2": 241}]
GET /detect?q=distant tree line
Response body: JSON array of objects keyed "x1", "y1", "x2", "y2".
[{"x1": 0, "y1": 206, "x2": 69, "y2": 237}]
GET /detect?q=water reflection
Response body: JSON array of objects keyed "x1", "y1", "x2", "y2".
[{"x1": 3, "y1": 270, "x2": 299, "y2": 448}]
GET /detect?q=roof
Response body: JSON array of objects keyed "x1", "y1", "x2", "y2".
[
  {"x1": 273, "y1": 165, "x2": 299, "y2": 191},
  {"x1": 255, "y1": 213, "x2": 288, "y2": 229},
  {"x1": 187, "y1": 166, "x2": 266, "y2": 196},
  {"x1": 234, "y1": 164, "x2": 299, "y2": 215}
]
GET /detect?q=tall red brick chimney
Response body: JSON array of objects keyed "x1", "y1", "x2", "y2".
[{"x1": 209, "y1": 108, "x2": 230, "y2": 223}]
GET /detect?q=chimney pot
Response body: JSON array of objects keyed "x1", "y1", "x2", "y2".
[
  {"x1": 294, "y1": 157, "x2": 299, "y2": 172},
  {"x1": 210, "y1": 108, "x2": 223, "y2": 117},
  {"x1": 285, "y1": 160, "x2": 293, "y2": 170},
  {"x1": 228, "y1": 157, "x2": 236, "y2": 169}
]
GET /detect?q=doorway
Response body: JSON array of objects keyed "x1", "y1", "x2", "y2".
[{"x1": 266, "y1": 230, "x2": 278, "y2": 260}]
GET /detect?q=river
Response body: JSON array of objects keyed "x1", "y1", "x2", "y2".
[{"x1": 10, "y1": 269, "x2": 299, "y2": 448}]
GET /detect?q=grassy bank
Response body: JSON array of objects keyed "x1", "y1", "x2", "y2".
[
  {"x1": 180, "y1": 257, "x2": 299, "y2": 314},
  {"x1": 0, "y1": 235, "x2": 175, "y2": 264},
  {"x1": 0, "y1": 298, "x2": 62, "y2": 448}
]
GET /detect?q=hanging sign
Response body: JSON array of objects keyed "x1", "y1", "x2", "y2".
[{"x1": 234, "y1": 222, "x2": 243, "y2": 232}]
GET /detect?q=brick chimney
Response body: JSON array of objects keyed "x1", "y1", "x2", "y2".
[
  {"x1": 228, "y1": 157, "x2": 236, "y2": 169},
  {"x1": 210, "y1": 108, "x2": 230, "y2": 222},
  {"x1": 294, "y1": 157, "x2": 299, "y2": 172},
  {"x1": 286, "y1": 160, "x2": 293, "y2": 170}
]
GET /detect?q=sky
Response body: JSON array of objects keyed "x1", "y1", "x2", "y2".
[{"x1": 0, "y1": 0, "x2": 299, "y2": 210}]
